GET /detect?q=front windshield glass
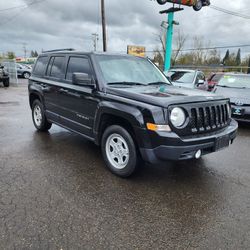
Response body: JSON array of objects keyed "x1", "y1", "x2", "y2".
[
  {"x1": 170, "y1": 71, "x2": 195, "y2": 84},
  {"x1": 95, "y1": 55, "x2": 170, "y2": 86},
  {"x1": 218, "y1": 75, "x2": 250, "y2": 88}
]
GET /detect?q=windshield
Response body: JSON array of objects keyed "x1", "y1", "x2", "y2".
[
  {"x1": 170, "y1": 71, "x2": 195, "y2": 84},
  {"x1": 95, "y1": 55, "x2": 171, "y2": 86},
  {"x1": 218, "y1": 75, "x2": 250, "y2": 88}
]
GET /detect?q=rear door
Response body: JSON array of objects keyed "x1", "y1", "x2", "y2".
[
  {"x1": 57, "y1": 55, "x2": 99, "y2": 138},
  {"x1": 43, "y1": 55, "x2": 66, "y2": 121}
]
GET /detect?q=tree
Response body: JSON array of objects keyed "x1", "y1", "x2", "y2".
[
  {"x1": 172, "y1": 30, "x2": 188, "y2": 66},
  {"x1": 236, "y1": 48, "x2": 241, "y2": 66},
  {"x1": 222, "y1": 50, "x2": 230, "y2": 65},
  {"x1": 7, "y1": 51, "x2": 16, "y2": 59}
]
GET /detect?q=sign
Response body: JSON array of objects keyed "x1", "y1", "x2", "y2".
[{"x1": 127, "y1": 45, "x2": 146, "y2": 57}]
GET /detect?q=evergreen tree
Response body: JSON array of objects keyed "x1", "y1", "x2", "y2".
[
  {"x1": 236, "y1": 48, "x2": 241, "y2": 66},
  {"x1": 247, "y1": 57, "x2": 250, "y2": 74},
  {"x1": 222, "y1": 49, "x2": 230, "y2": 65}
]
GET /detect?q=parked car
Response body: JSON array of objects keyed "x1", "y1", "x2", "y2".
[
  {"x1": 214, "y1": 73, "x2": 250, "y2": 123},
  {"x1": 0, "y1": 65, "x2": 10, "y2": 87},
  {"x1": 207, "y1": 72, "x2": 224, "y2": 91},
  {"x1": 156, "y1": 0, "x2": 210, "y2": 11},
  {"x1": 29, "y1": 51, "x2": 237, "y2": 177},
  {"x1": 16, "y1": 63, "x2": 32, "y2": 79},
  {"x1": 165, "y1": 69, "x2": 208, "y2": 91}
]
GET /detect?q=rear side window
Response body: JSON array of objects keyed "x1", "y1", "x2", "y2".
[
  {"x1": 33, "y1": 56, "x2": 48, "y2": 76},
  {"x1": 50, "y1": 56, "x2": 64, "y2": 79},
  {"x1": 66, "y1": 57, "x2": 92, "y2": 81}
]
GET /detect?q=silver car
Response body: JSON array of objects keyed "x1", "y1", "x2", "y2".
[
  {"x1": 16, "y1": 63, "x2": 32, "y2": 79},
  {"x1": 165, "y1": 69, "x2": 208, "y2": 91}
]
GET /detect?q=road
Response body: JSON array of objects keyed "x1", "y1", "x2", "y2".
[{"x1": 0, "y1": 80, "x2": 250, "y2": 249}]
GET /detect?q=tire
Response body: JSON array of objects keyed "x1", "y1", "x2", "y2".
[
  {"x1": 32, "y1": 99, "x2": 52, "y2": 132},
  {"x1": 156, "y1": 0, "x2": 168, "y2": 5},
  {"x1": 193, "y1": 0, "x2": 203, "y2": 11},
  {"x1": 23, "y1": 72, "x2": 31, "y2": 79},
  {"x1": 101, "y1": 125, "x2": 139, "y2": 177},
  {"x1": 3, "y1": 79, "x2": 9, "y2": 87}
]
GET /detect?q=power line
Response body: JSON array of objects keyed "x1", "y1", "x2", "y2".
[
  {"x1": 210, "y1": 5, "x2": 250, "y2": 19},
  {"x1": 0, "y1": 0, "x2": 45, "y2": 12}
]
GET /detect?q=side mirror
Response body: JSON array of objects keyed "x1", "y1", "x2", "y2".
[
  {"x1": 197, "y1": 79, "x2": 205, "y2": 86},
  {"x1": 72, "y1": 73, "x2": 95, "y2": 88}
]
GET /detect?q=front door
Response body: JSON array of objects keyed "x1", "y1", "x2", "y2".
[{"x1": 57, "y1": 56, "x2": 99, "y2": 139}]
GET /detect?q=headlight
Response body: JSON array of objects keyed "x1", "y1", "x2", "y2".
[{"x1": 170, "y1": 107, "x2": 186, "y2": 128}]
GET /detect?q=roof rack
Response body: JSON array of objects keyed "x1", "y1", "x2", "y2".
[{"x1": 43, "y1": 48, "x2": 75, "y2": 53}]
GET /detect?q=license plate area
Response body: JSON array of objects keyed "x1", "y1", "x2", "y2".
[
  {"x1": 215, "y1": 135, "x2": 230, "y2": 151},
  {"x1": 232, "y1": 107, "x2": 244, "y2": 116}
]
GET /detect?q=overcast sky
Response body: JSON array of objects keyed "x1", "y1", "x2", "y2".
[{"x1": 0, "y1": 0, "x2": 249, "y2": 58}]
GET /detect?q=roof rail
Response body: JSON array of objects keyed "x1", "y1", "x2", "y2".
[{"x1": 43, "y1": 48, "x2": 75, "y2": 53}]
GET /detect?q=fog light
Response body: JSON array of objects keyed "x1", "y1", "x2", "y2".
[{"x1": 195, "y1": 150, "x2": 202, "y2": 159}]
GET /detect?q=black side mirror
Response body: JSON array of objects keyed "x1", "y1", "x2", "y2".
[{"x1": 72, "y1": 73, "x2": 95, "y2": 88}]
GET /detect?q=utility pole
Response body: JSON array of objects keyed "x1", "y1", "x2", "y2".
[
  {"x1": 101, "y1": 0, "x2": 107, "y2": 52},
  {"x1": 92, "y1": 33, "x2": 99, "y2": 51}
]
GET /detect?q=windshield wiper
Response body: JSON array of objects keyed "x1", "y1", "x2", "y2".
[
  {"x1": 217, "y1": 85, "x2": 231, "y2": 88},
  {"x1": 107, "y1": 81, "x2": 145, "y2": 86},
  {"x1": 147, "y1": 81, "x2": 171, "y2": 86}
]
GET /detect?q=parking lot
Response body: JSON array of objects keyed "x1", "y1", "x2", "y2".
[{"x1": 0, "y1": 80, "x2": 250, "y2": 249}]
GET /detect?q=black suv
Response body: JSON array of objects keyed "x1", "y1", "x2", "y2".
[
  {"x1": 28, "y1": 51, "x2": 238, "y2": 177},
  {"x1": 0, "y1": 65, "x2": 10, "y2": 87}
]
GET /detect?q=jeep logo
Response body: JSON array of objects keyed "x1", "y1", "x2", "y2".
[{"x1": 235, "y1": 100, "x2": 244, "y2": 106}]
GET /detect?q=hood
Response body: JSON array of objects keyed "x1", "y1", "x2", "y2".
[
  {"x1": 214, "y1": 86, "x2": 250, "y2": 105},
  {"x1": 172, "y1": 82, "x2": 194, "y2": 89},
  {"x1": 106, "y1": 85, "x2": 226, "y2": 107}
]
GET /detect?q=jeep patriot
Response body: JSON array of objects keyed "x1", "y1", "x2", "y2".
[{"x1": 28, "y1": 51, "x2": 238, "y2": 177}]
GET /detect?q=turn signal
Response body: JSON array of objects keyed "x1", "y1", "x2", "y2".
[{"x1": 146, "y1": 123, "x2": 171, "y2": 132}]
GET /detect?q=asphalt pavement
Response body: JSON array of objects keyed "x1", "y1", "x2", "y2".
[{"x1": 0, "y1": 80, "x2": 250, "y2": 249}]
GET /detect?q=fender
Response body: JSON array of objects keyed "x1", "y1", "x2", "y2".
[
  {"x1": 93, "y1": 100, "x2": 146, "y2": 144},
  {"x1": 28, "y1": 80, "x2": 45, "y2": 108}
]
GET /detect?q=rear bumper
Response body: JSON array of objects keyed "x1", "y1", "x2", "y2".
[{"x1": 139, "y1": 119, "x2": 238, "y2": 164}]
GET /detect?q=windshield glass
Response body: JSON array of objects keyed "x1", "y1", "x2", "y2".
[
  {"x1": 218, "y1": 75, "x2": 250, "y2": 88},
  {"x1": 170, "y1": 71, "x2": 195, "y2": 84},
  {"x1": 95, "y1": 55, "x2": 170, "y2": 86}
]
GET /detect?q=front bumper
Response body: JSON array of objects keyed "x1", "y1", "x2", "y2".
[{"x1": 139, "y1": 119, "x2": 238, "y2": 164}]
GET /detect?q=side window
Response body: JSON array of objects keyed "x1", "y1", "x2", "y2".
[
  {"x1": 46, "y1": 57, "x2": 55, "y2": 76},
  {"x1": 33, "y1": 56, "x2": 48, "y2": 76},
  {"x1": 197, "y1": 72, "x2": 205, "y2": 82},
  {"x1": 50, "y1": 56, "x2": 64, "y2": 79},
  {"x1": 66, "y1": 57, "x2": 92, "y2": 81}
]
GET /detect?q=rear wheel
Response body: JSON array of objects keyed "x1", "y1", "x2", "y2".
[
  {"x1": 101, "y1": 125, "x2": 139, "y2": 177},
  {"x1": 3, "y1": 78, "x2": 9, "y2": 87},
  {"x1": 193, "y1": 0, "x2": 203, "y2": 11},
  {"x1": 23, "y1": 72, "x2": 31, "y2": 79},
  {"x1": 32, "y1": 99, "x2": 52, "y2": 132},
  {"x1": 156, "y1": 0, "x2": 168, "y2": 5}
]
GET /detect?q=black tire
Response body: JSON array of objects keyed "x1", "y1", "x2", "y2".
[
  {"x1": 101, "y1": 125, "x2": 139, "y2": 178},
  {"x1": 3, "y1": 79, "x2": 9, "y2": 87},
  {"x1": 32, "y1": 99, "x2": 52, "y2": 132},
  {"x1": 23, "y1": 72, "x2": 31, "y2": 79},
  {"x1": 156, "y1": 0, "x2": 168, "y2": 5},
  {"x1": 193, "y1": 0, "x2": 203, "y2": 11}
]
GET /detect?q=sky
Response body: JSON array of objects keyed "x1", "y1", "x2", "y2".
[{"x1": 0, "y1": 0, "x2": 249, "y2": 58}]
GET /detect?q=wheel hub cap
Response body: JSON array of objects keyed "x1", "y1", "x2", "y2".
[
  {"x1": 105, "y1": 133, "x2": 129, "y2": 170},
  {"x1": 33, "y1": 105, "x2": 42, "y2": 127}
]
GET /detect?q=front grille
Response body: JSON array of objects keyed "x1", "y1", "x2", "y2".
[{"x1": 169, "y1": 101, "x2": 231, "y2": 136}]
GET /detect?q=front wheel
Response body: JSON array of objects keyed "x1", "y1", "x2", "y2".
[
  {"x1": 101, "y1": 125, "x2": 139, "y2": 177},
  {"x1": 32, "y1": 100, "x2": 52, "y2": 132},
  {"x1": 156, "y1": 0, "x2": 168, "y2": 5},
  {"x1": 193, "y1": 0, "x2": 203, "y2": 11}
]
